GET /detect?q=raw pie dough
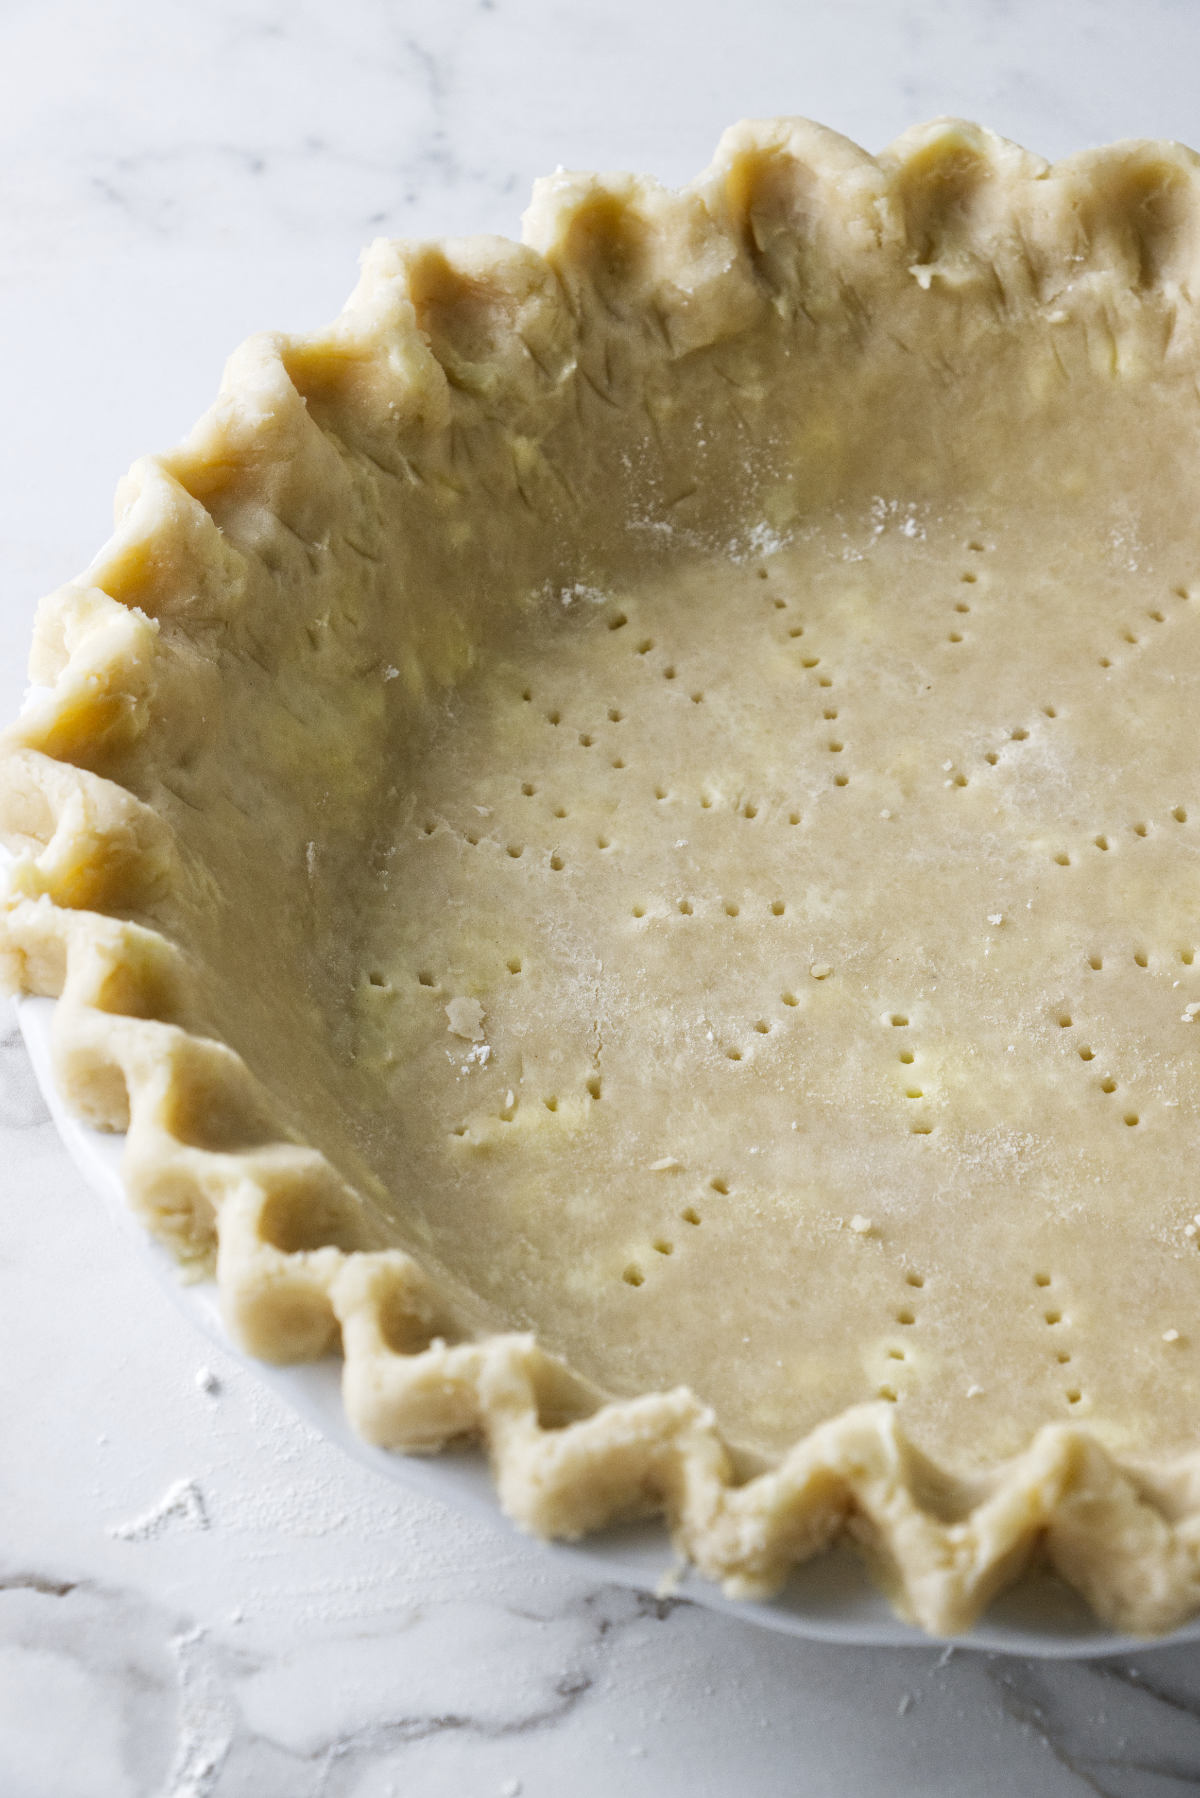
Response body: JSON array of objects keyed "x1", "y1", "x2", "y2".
[{"x1": 6, "y1": 117, "x2": 1200, "y2": 1636}]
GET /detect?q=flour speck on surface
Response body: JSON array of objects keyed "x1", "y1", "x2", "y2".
[{"x1": 108, "y1": 1477, "x2": 210, "y2": 1542}]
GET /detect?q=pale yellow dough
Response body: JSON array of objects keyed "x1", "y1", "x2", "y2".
[{"x1": 7, "y1": 117, "x2": 1200, "y2": 1636}]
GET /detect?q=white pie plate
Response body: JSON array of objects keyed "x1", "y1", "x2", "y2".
[{"x1": 17, "y1": 986, "x2": 1200, "y2": 1658}]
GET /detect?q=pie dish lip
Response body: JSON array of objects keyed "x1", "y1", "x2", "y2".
[{"x1": 16, "y1": 981, "x2": 1198, "y2": 1660}]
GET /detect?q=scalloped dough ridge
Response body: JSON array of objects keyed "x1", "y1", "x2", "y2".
[{"x1": 7, "y1": 118, "x2": 1200, "y2": 1635}]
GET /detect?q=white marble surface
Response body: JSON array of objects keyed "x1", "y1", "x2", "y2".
[{"x1": 8, "y1": 1, "x2": 1200, "y2": 1792}]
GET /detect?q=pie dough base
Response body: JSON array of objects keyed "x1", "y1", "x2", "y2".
[
  {"x1": 7, "y1": 117, "x2": 1200, "y2": 1634},
  {"x1": 364, "y1": 499, "x2": 1200, "y2": 1479}
]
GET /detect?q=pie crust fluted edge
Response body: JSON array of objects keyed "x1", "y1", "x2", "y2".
[{"x1": 6, "y1": 117, "x2": 1200, "y2": 1638}]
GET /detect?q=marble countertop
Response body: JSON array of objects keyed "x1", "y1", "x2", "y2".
[{"x1": 7, "y1": 2, "x2": 1200, "y2": 1792}]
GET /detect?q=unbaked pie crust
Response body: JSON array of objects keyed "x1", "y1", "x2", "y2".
[{"x1": 8, "y1": 117, "x2": 1200, "y2": 1636}]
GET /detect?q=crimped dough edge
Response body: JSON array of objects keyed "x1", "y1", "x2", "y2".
[{"x1": 7, "y1": 116, "x2": 1200, "y2": 1638}]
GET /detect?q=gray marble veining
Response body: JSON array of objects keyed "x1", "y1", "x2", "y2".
[{"x1": 7, "y1": 2, "x2": 1200, "y2": 1792}]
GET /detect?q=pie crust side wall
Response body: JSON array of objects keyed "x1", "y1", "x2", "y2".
[{"x1": 6, "y1": 118, "x2": 1200, "y2": 1636}]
